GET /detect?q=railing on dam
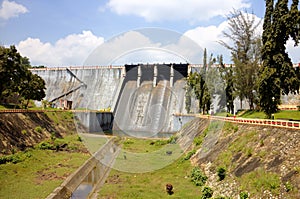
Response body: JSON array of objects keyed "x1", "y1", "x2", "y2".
[
  {"x1": 28, "y1": 63, "x2": 300, "y2": 71},
  {"x1": 174, "y1": 113, "x2": 300, "y2": 130},
  {"x1": 29, "y1": 65, "x2": 124, "y2": 71},
  {"x1": 2, "y1": 110, "x2": 299, "y2": 130},
  {"x1": 0, "y1": 109, "x2": 102, "y2": 113}
]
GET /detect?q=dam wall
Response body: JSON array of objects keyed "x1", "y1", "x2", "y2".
[
  {"x1": 31, "y1": 64, "x2": 190, "y2": 134},
  {"x1": 74, "y1": 112, "x2": 114, "y2": 133},
  {"x1": 31, "y1": 67, "x2": 124, "y2": 111},
  {"x1": 113, "y1": 64, "x2": 188, "y2": 134}
]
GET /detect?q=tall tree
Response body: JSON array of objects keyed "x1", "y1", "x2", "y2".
[
  {"x1": 220, "y1": 9, "x2": 262, "y2": 110},
  {"x1": 258, "y1": 0, "x2": 300, "y2": 118},
  {"x1": 202, "y1": 48, "x2": 208, "y2": 75},
  {"x1": 218, "y1": 56, "x2": 235, "y2": 114},
  {"x1": 185, "y1": 76, "x2": 193, "y2": 113},
  {"x1": 187, "y1": 72, "x2": 211, "y2": 114},
  {"x1": 20, "y1": 72, "x2": 46, "y2": 108},
  {"x1": 0, "y1": 45, "x2": 46, "y2": 107},
  {"x1": 0, "y1": 46, "x2": 28, "y2": 99}
]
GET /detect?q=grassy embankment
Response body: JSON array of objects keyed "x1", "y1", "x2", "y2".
[
  {"x1": 0, "y1": 111, "x2": 108, "y2": 199},
  {"x1": 99, "y1": 121, "x2": 299, "y2": 198},
  {"x1": 240, "y1": 110, "x2": 300, "y2": 120},
  {"x1": 99, "y1": 137, "x2": 203, "y2": 198}
]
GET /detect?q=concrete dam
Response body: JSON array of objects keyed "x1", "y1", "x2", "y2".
[{"x1": 31, "y1": 64, "x2": 193, "y2": 135}]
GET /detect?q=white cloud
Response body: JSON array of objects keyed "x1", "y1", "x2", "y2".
[
  {"x1": 0, "y1": 0, "x2": 28, "y2": 20},
  {"x1": 185, "y1": 16, "x2": 300, "y2": 64},
  {"x1": 84, "y1": 29, "x2": 204, "y2": 66},
  {"x1": 106, "y1": 0, "x2": 250, "y2": 22},
  {"x1": 184, "y1": 22, "x2": 232, "y2": 63},
  {"x1": 17, "y1": 31, "x2": 104, "y2": 67},
  {"x1": 85, "y1": 31, "x2": 161, "y2": 65},
  {"x1": 286, "y1": 39, "x2": 300, "y2": 64},
  {"x1": 184, "y1": 13, "x2": 263, "y2": 63}
]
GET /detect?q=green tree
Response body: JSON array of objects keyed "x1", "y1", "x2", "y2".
[
  {"x1": 218, "y1": 56, "x2": 235, "y2": 114},
  {"x1": 220, "y1": 10, "x2": 262, "y2": 110},
  {"x1": 20, "y1": 72, "x2": 46, "y2": 108},
  {"x1": 185, "y1": 77, "x2": 193, "y2": 113},
  {"x1": 0, "y1": 46, "x2": 28, "y2": 100},
  {"x1": 0, "y1": 45, "x2": 46, "y2": 107},
  {"x1": 258, "y1": 0, "x2": 300, "y2": 118},
  {"x1": 187, "y1": 72, "x2": 211, "y2": 114}
]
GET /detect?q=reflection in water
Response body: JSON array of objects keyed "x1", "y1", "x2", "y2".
[
  {"x1": 69, "y1": 139, "x2": 119, "y2": 199},
  {"x1": 71, "y1": 183, "x2": 93, "y2": 199}
]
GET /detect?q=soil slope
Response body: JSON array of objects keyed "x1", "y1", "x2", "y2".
[
  {"x1": 178, "y1": 118, "x2": 300, "y2": 198},
  {"x1": 0, "y1": 112, "x2": 77, "y2": 155}
]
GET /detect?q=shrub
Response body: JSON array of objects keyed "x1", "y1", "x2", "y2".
[
  {"x1": 194, "y1": 134, "x2": 205, "y2": 146},
  {"x1": 154, "y1": 139, "x2": 168, "y2": 146},
  {"x1": 124, "y1": 139, "x2": 134, "y2": 145},
  {"x1": 36, "y1": 141, "x2": 55, "y2": 150},
  {"x1": 245, "y1": 148, "x2": 253, "y2": 157},
  {"x1": 168, "y1": 135, "x2": 178, "y2": 144},
  {"x1": 0, "y1": 154, "x2": 22, "y2": 164},
  {"x1": 217, "y1": 167, "x2": 226, "y2": 181},
  {"x1": 240, "y1": 192, "x2": 249, "y2": 199},
  {"x1": 214, "y1": 196, "x2": 231, "y2": 199},
  {"x1": 190, "y1": 167, "x2": 208, "y2": 186},
  {"x1": 201, "y1": 186, "x2": 213, "y2": 199},
  {"x1": 34, "y1": 126, "x2": 43, "y2": 133},
  {"x1": 77, "y1": 136, "x2": 82, "y2": 142},
  {"x1": 50, "y1": 132, "x2": 56, "y2": 141},
  {"x1": 21, "y1": 130, "x2": 27, "y2": 135},
  {"x1": 285, "y1": 181, "x2": 293, "y2": 192},
  {"x1": 184, "y1": 149, "x2": 196, "y2": 160}
]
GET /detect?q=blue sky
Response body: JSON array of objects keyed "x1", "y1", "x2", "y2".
[{"x1": 0, "y1": 0, "x2": 299, "y2": 66}]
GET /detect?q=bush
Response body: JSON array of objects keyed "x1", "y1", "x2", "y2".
[
  {"x1": 34, "y1": 126, "x2": 43, "y2": 133},
  {"x1": 201, "y1": 186, "x2": 213, "y2": 199},
  {"x1": 154, "y1": 139, "x2": 168, "y2": 146},
  {"x1": 184, "y1": 149, "x2": 196, "y2": 160},
  {"x1": 194, "y1": 135, "x2": 205, "y2": 146},
  {"x1": 191, "y1": 167, "x2": 208, "y2": 186},
  {"x1": 21, "y1": 130, "x2": 27, "y2": 135},
  {"x1": 77, "y1": 136, "x2": 82, "y2": 142},
  {"x1": 285, "y1": 181, "x2": 293, "y2": 192},
  {"x1": 168, "y1": 135, "x2": 178, "y2": 144},
  {"x1": 36, "y1": 141, "x2": 55, "y2": 150},
  {"x1": 50, "y1": 132, "x2": 56, "y2": 141},
  {"x1": 149, "y1": 139, "x2": 169, "y2": 146},
  {"x1": 240, "y1": 192, "x2": 249, "y2": 199},
  {"x1": 217, "y1": 167, "x2": 226, "y2": 181},
  {"x1": 124, "y1": 139, "x2": 134, "y2": 145},
  {"x1": 0, "y1": 154, "x2": 22, "y2": 164},
  {"x1": 214, "y1": 196, "x2": 231, "y2": 199}
]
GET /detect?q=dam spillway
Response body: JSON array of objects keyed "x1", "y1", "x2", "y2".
[{"x1": 31, "y1": 64, "x2": 190, "y2": 134}]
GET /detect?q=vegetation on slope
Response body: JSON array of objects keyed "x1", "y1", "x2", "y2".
[{"x1": 0, "y1": 111, "x2": 90, "y2": 198}]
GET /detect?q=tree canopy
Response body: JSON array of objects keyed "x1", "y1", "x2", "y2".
[
  {"x1": 0, "y1": 45, "x2": 46, "y2": 108},
  {"x1": 220, "y1": 9, "x2": 262, "y2": 110},
  {"x1": 258, "y1": 0, "x2": 300, "y2": 118}
]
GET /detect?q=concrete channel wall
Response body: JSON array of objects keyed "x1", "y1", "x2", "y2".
[{"x1": 46, "y1": 138, "x2": 120, "y2": 199}]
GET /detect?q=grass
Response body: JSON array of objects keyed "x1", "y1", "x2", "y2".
[
  {"x1": 98, "y1": 137, "x2": 204, "y2": 198},
  {"x1": 79, "y1": 134, "x2": 109, "y2": 154},
  {"x1": 214, "y1": 129, "x2": 258, "y2": 170},
  {"x1": 99, "y1": 158, "x2": 201, "y2": 198},
  {"x1": 0, "y1": 137, "x2": 89, "y2": 199},
  {"x1": 239, "y1": 168, "x2": 281, "y2": 196},
  {"x1": 240, "y1": 110, "x2": 300, "y2": 120},
  {"x1": 113, "y1": 138, "x2": 184, "y2": 173}
]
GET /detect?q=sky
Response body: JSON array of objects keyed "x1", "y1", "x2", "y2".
[{"x1": 0, "y1": 0, "x2": 299, "y2": 67}]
